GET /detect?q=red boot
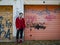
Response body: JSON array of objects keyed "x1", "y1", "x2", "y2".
[{"x1": 19, "y1": 39, "x2": 22, "y2": 43}]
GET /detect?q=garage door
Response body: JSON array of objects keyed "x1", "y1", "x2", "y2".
[
  {"x1": 24, "y1": 5, "x2": 60, "y2": 40},
  {"x1": 0, "y1": 6, "x2": 13, "y2": 41}
]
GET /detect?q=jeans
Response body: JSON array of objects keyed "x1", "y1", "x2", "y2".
[{"x1": 16, "y1": 28, "x2": 23, "y2": 39}]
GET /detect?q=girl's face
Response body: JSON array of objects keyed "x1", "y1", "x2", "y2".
[{"x1": 19, "y1": 14, "x2": 23, "y2": 18}]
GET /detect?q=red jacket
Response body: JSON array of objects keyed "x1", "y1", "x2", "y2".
[{"x1": 16, "y1": 17, "x2": 25, "y2": 29}]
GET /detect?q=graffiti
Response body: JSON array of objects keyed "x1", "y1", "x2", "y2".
[
  {"x1": 0, "y1": 24, "x2": 5, "y2": 36},
  {"x1": 54, "y1": 8, "x2": 60, "y2": 13},
  {"x1": 0, "y1": 16, "x2": 5, "y2": 38},
  {"x1": 26, "y1": 16, "x2": 36, "y2": 24},
  {"x1": 0, "y1": 16, "x2": 3, "y2": 21},
  {"x1": 45, "y1": 15, "x2": 56, "y2": 21},
  {"x1": 25, "y1": 6, "x2": 60, "y2": 15},
  {"x1": 30, "y1": 23, "x2": 46, "y2": 30},
  {"x1": 5, "y1": 19, "x2": 12, "y2": 39},
  {"x1": 0, "y1": 26, "x2": 12, "y2": 40},
  {"x1": 0, "y1": 16, "x2": 12, "y2": 40},
  {"x1": 25, "y1": 6, "x2": 59, "y2": 21},
  {"x1": 6, "y1": 19, "x2": 12, "y2": 28},
  {"x1": 26, "y1": 22, "x2": 46, "y2": 30},
  {"x1": 4, "y1": 29, "x2": 12, "y2": 39},
  {"x1": 0, "y1": 28, "x2": 12, "y2": 39},
  {"x1": 25, "y1": 6, "x2": 60, "y2": 30}
]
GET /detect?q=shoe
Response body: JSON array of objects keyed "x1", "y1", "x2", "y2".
[{"x1": 19, "y1": 39, "x2": 22, "y2": 43}]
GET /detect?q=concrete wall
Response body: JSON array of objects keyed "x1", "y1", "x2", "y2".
[{"x1": 24, "y1": 0, "x2": 60, "y2": 5}]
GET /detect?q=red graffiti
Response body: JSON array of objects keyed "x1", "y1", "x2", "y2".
[
  {"x1": 25, "y1": 15, "x2": 37, "y2": 24},
  {"x1": 45, "y1": 15, "x2": 56, "y2": 21}
]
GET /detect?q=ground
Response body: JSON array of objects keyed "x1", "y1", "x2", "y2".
[{"x1": 0, "y1": 40, "x2": 60, "y2": 45}]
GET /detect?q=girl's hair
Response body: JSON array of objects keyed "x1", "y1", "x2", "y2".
[{"x1": 19, "y1": 12, "x2": 23, "y2": 15}]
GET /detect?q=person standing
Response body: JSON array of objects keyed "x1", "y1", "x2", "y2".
[{"x1": 15, "y1": 13, "x2": 25, "y2": 43}]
